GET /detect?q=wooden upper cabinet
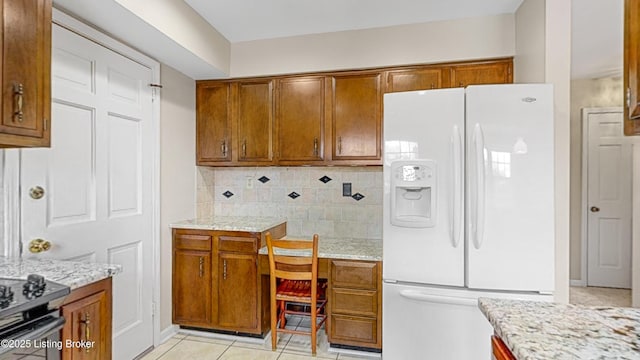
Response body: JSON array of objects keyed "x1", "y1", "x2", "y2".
[
  {"x1": 276, "y1": 76, "x2": 325, "y2": 162},
  {"x1": 450, "y1": 60, "x2": 513, "y2": 88},
  {"x1": 236, "y1": 80, "x2": 274, "y2": 163},
  {"x1": 0, "y1": 0, "x2": 51, "y2": 147},
  {"x1": 624, "y1": 0, "x2": 640, "y2": 135},
  {"x1": 331, "y1": 73, "x2": 381, "y2": 161},
  {"x1": 385, "y1": 67, "x2": 446, "y2": 92},
  {"x1": 196, "y1": 82, "x2": 232, "y2": 164}
]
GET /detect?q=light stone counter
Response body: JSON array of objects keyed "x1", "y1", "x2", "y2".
[
  {"x1": 0, "y1": 257, "x2": 121, "y2": 290},
  {"x1": 170, "y1": 216, "x2": 287, "y2": 233},
  {"x1": 479, "y1": 297, "x2": 640, "y2": 360},
  {"x1": 258, "y1": 235, "x2": 382, "y2": 261}
]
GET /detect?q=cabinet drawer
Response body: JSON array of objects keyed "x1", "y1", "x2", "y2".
[
  {"x1": 218, "y1": 236, "x2": 258, "y2": 253},
  {"x1": 331, "y1": 288, "x2": 377, "y2": 317},
  {"x1": 330, "y1": 314, "x2": 377, "y2": 346},
  {"x1": 330, "y1": 260, "x2": 379, "y2": 290},
  {"x1": 175, "y1": 234, "x2": 211, "y2": 251}
]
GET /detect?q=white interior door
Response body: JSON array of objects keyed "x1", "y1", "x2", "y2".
[
  {"x1": 585, "y1": 108, "x2": 632, "y2": 289},
  {"x1": 20, "y1": 24, "x2": 155, "y2": 359}
]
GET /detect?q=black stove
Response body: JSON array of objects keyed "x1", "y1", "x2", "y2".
[{"x1": 0, "y1": 275, "x2": 70, "y2": 359}]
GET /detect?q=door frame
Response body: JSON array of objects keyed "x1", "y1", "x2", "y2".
[
  {"x1": 2, "y1": 8, "x2": 162, "y2": 349},
  {"x1": 579, "y1": 106, "x2": 626, "y2": 287}
]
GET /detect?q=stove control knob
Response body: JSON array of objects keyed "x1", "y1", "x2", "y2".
[
  {"x1": 0, "y1": 284, "x2": 14, "y2": 301},
  {"x1": 23, "y1": 274, "x2": 46, "y2": 297}
]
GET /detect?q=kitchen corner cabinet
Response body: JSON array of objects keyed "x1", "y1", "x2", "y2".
[
  {"x1": 327, "y1": 260, "x2": 382, "y2": 350},
  {"x1": 330, "y1": 73, "x2": 382, "y2": 164},
  {"x1": 276, "y1": 76, "x2": 326, "y2": 163},
  {"x1": 0, "y1": 0, "x2": 51, "y2": 147},
  {"x1": 624, "y1": 0, "x2": 640, "y2": 135},
  {"x1": 60, "y1": 277, "x2": 112, "y2": 360},
  {"x1": 172, "y1": 224, "x2": 286, "y2": 335},
  {"x1": 450, "y1": 59, "x2": 513, "y2": 88}
]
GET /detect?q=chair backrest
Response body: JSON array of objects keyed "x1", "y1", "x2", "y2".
[{"x1": 266, "y1": 233, "x2": 319, "y2": 283}]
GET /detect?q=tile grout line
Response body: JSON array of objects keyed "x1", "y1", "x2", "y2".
[{"x1": 154, "y1": 336, "x2": 184, "y2": 360}]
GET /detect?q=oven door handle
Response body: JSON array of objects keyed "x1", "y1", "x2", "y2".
[{"x1": 21, "y1": 316, "x2": 66, "y2": 341}]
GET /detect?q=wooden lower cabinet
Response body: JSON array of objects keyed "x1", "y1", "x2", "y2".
[
  {"x1": 172, "y1": 225, "x2": 286, "y2": 335},
  {"x1": 327, "y1": 260, "x2": 382, "y2": 350},
  {"x1": 492, "y1": 336, "x2": 516, "y2": 360},
  {"x1": 60, "y1": 278, "x2": 112, "y2": 360}
]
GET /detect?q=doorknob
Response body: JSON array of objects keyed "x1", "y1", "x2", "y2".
[
  {"x1": 29, "y1": 186, "x2": 45, "y2": 199},
  {"x1": 590, "y1": 206, "x2": 600, "y2": 213},
  {"x1": 29, "y1": 239, "x2": 51, "y2": 253}
]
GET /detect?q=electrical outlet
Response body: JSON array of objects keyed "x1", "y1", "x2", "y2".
[
  {"x1": 246, "y1": 176, "x2": 253, "y2": 189},
  {"x1": 342, "y1": 183, "x2": 352, "y2": 197}
]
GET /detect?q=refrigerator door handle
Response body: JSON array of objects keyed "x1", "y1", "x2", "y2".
[
  {"x1": 399, "y1": 290, "x2": 477, "y2": 306},
  {"x1": 473, "y1": 124, "x2": 486, "y2": 249},
  {"x1": 451, "y1": 125, "x2": 463, "y2": 248}
]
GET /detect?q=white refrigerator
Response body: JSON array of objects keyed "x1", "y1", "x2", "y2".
[{"x1": 382, "y1": 85, "x2": 555, "y2": 359}]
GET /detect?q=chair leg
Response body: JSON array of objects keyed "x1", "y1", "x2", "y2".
[
  {"x1": 279, "y1": 301, "x2": 287, "y2": 329},
  {"x1": 311, "y1": 305, "x2": 317, "y2": 355},
  {"x1": 270, "y1": 296, "x2": 277, "y2": 351}
]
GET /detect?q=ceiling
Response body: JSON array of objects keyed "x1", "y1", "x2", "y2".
[
  {"x1": 184, "y1": 0, "x2": 525, "y2": 43},
  {"x1": 185, "y1": 0, "x2": 623, "y2": 80}
]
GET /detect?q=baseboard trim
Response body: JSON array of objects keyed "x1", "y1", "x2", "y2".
[
  {"x1": 570, "y1": 279, "x2": 586, "y2": 287},
  {"x1": 160, "y1": 325, "x2": 179, "y2": 343}
]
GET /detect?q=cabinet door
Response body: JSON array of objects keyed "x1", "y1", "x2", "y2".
[
  {"x1": 61, "y1": 290, "x2": 109, "y2": 360},
  {"x1": 450, "y1": 61, "x2": 513, "y2": 88},
  {"x1": 196, "y1": 82, "x2": 232, "y2": 164},
  {"x1": 0, "y1": 0, "x2": 51, "y2": 146},
  {"x1": 624, "y1": 0, "x2": 640, "y2": 134},
  {"x1": 386, "y1": 68, "x2": 445, "y2": 92},
  {"x1": 217, "y1": 252, "x2": 258, "y2": 330},
  {"x1": 173, "y1": 249, "x2": 212, "y2": 326},
  {"x1": 276, "y1": 77, "x2": 325, "y2": 162},
  {"x1": 236, "y1": 80, "x2": 274, "y2": 162},
  {"x1": 331, "y1": 73, "x2": 381, "y2": 160}
]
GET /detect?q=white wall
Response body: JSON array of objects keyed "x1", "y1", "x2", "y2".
[
  {"x1": 159, "y1": 64, "x2": 196, "y2": 331},
  {"x1": 514, "y1": 0, "x2": 545, "y2": 82},
  {"x1": 569, "y1": 77, "x2": 624, "y2": 282},
  {"x1": 230, "y1": 14, "x2": 515, "y2": 77},
  {"x1": 545, "y1": 0, "x2": 572, "y2": 304}
]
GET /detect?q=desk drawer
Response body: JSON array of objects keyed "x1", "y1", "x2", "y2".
[
  {"x1": 330, "y1": 260, "x2": 379, "y2": 290},
  {"x1": 218, "y1": 236, "x2": 258, "y2": 253},
  {"x1": 330, "y1": 314, "x2": 378, "y2": 346},
  {"x1": 174, "y1": 234, "x2": 212, "y2": 251},
  {"x1": 331, "y1": 288, "x2": 377, "y2": 317}
]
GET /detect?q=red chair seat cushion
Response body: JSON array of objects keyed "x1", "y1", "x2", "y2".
[{"x1": 276, "y1": 279, "x2": 326, "y2": 300}]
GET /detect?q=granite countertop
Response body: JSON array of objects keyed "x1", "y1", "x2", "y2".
[
  {"x1": 478, "y1": 297, "x2": 640, "y2": 360},
  {"x1": 258, "y1": 235, "x2": 382, "y2": 261},
  {"x1": 170, "y1": 216, "x2": 287, "y2": 233},
  {"x1": 0, "y1": 257, "x2": 121, "y2": 290}
]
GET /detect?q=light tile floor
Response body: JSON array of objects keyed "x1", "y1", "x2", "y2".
[
  {"x1": 139, "y1": 316, "x2": 380, "y2": 360},
  {"x1": 569, "y1": 286, "x2": 632, "y2": 307}
]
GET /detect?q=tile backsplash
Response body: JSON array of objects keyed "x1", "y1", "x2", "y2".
[{"x1": 197, "y1": 166, "x2": 383, "y2": 239}]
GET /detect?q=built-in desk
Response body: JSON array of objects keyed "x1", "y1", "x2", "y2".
[{"x1": 258, "y1": 236, "x2": 382, "y2": 351}]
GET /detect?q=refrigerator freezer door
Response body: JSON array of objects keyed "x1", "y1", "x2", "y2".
[
  {"x1": 465, "y1": 84, "x2": 555, "y2": 292},
  {"x1": 383, "y1": 89, "x2": 465, "y2": 286}
]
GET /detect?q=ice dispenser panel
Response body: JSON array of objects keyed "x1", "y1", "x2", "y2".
[{"x1": 390, "y1": 160, "x2": 437, "y2": 228}]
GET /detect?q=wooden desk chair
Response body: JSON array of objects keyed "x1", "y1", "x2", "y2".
[{"x1": 266, "y1": 233, "x2": 327, "y2": 355}]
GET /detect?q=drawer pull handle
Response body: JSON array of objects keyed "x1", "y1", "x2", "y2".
[
  {"x1": 338, "y1": 136, "x2": 342, "y2": 154},
  {"x1": 199, "y1": 257, "x2": 204, "y2": 277},
  {"x1": 242, "y1": 139, "x2": 247, "y2": 158},
  {"x1": 221, "y1": 140, "x2": 227, "y2": 157},
  {"x1": 313, "y1": 138, "x2": 318, "y2": 156},
  {"x1": 223, "y1": 259, "x2": 227, "y2": 280},
  {"x1": 13, "y1": 83, "x2": 24, "y2": 122}
]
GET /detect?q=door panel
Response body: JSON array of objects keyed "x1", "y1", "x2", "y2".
[
  {"x1": 465, "y1": 85, "x2": 554, "y2": 292},
  {"x1": 237, "y1": 80, "x2": 273, "y2": 162},
  {"x1": 586, "y1": 108, "x2": 631, "y2": 288},
  {"x1": 20, "y1": 24, "x2": 154, "y2": 360},
  {"x1": 217, "y1": 252, "x2": 258, "y2": 330},
  {"x1": 382, "y1": 88, "x2": 465, "y2": 286}
]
